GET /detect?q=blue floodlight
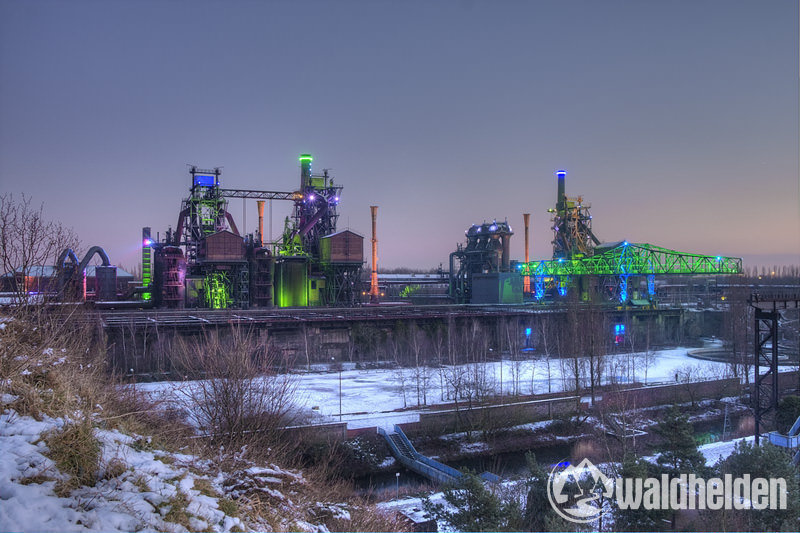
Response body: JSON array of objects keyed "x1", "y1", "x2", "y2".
[{"x1": 193, "y1": 175, "x2": 216, "y2": 188}]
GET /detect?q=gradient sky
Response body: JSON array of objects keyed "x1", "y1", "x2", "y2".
[{"x1": 1, "y1": 0, "x2": 798, "y2": 271}]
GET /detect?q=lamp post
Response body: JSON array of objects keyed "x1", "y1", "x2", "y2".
[{"x1": 395, "y1": 471, "x2": 400, "y2": 499}]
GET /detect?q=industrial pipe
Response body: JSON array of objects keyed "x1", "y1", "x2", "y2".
[
  {"x1": 523, "y1": 213, "x2": 530, "y2": 295},
  {"x1": 257, "y1": 200, "x2": 265, "y2": 244},
  {"x1": 370, "y1": 206, "x2": 379, "y2": 303}
]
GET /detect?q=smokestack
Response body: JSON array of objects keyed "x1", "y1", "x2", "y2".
[
  {"x1": 501, "y1": 232, "x2": 511, "y2": 271},
  {"x1": 523, "y1": 213, "x2": 530, "y2": 295},
  {"x1": 556, "y1": 169, "x2": 567, "y2": 213},
  {"x1": 256, "y1": 200, "x2": 265, "y2": 245},
  {"x1": 370, "y1": 206, "x2": 379, "y2": 303}
]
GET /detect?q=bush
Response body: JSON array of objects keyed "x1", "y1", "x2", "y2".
[{"x1": 174, "y1": 327, "x2": 297, "y2": 450}]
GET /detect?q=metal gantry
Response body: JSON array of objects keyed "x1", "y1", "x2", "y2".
[
  {"x1": 750, "y1": 292, "x2": 800, "y2": 445},
  {"x1": 519, "y1": 242, "x2": 742, "y2": 277},
  {"x1": 520, "y1": 241, "x2": 742, "y2": 302}
]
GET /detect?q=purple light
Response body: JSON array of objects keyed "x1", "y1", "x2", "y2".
[
  {"x1": 308, "y1": 194, "x2": 315, "y2": 201},
  {"x1": 143, "y1": 239, "x2": 153, "y2": 247},
  {"x1": 334, "y1": 196, "x2": 339, "y2": 202}
]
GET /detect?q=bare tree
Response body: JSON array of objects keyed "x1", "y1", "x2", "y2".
[
  {"x1": 0, "y1": 193, "x2": 80, "y2": 302},
  {"x1": 674, "y1": 363, "x2": 722, "y2": 408},
  {"x1": 538, "y1": 317, "x2": 556, "y2": 394},
  {"x1": 407, "y1": 323, "x2": 430, "y2": 405},
  {"x1": 503, "y1": 318, "x2": 525, "y2": 397},
  {"x1": 174, "y1": 326, "x2": 296, "y2": 446},
  {"x1": 387, "y1": 332, "x2": 410, "y2": 407},
  {"x1": 724, "y1": 287, "x2": 752, "y2": 385},
  {"x1": 428, "y1": 324, "x2": 447, "y2": 401}
]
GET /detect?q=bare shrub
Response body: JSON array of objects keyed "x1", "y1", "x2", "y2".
[{"x1": 174, "y1": 326, "x2": 297, "y2": 448}]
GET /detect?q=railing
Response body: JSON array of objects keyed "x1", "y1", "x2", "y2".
[{"x1": 378, "y1": 426, "x2": 463, "y2": 484}]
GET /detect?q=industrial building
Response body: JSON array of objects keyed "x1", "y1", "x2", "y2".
[
  {"x1": 1, "y1": 155, "x2": 743, "y2": 311},
  {"x1": 142, "y1": 155, "x2": 364, "y2": 309},
  {"x1": 449, "y1": 169, "x2": 742, "y2": 305}
]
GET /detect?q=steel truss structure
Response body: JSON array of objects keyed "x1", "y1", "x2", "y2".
[
  {"x1": 751, "y1": 293, "x2": 800, "y2": 445},
  {"x1": 520, "y1": 241, "x2": 742, "y2": 302},
  {"x1": 519, "y1": 242, "x2": 742, "y2": 277}
]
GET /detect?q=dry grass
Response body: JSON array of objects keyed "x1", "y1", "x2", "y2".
[
  {"x1": 18, "y1": 473, "x2": 57, "y2": 485},
  {"x1": 328, "y1": 502, "x2": 410, "y2": 533},
  {"x1": 0, "y1": 307, "x2": 106, "y2": 419},
  {"x1": 218, "y1": 497, "x2": 239, "y2": 517},
  {"x1": 163, "y1": 490, "x2": 193, "y2": 529},
  {"x1": 44, "y1": 418, "x2": 101, "y2": 494},
  {"x1": 192, "y1": 477, "x2": 220, "y2": 499}
]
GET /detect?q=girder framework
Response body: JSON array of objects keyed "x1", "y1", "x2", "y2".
[
  {"x1": 750, "y1": 293, "x2": 800, "y2": 445},
  {"x1": 218, "y1": 189, "x2": 301, "y2": 201},
  {"x1": 520, "y1": 242, "x2": 742, "y2": 277}
]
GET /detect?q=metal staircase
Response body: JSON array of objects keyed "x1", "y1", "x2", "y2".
[
  {"x1": 378, "y1": 425, "x2": 464, "y2": 484},
  {"x1": 768, "y1": 415, "x2": 800, "y2": 464}
]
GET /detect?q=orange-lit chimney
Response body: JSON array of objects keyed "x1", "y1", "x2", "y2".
[
  {"x1": 523, "y1": 213, "x2": 530, "y2": 295},
  {"x1": 370, "y1": 206, "x2": 379, "y2": 303},
  {"x1": 257, "y1": 200, "x2": 265, "y2": 245}
]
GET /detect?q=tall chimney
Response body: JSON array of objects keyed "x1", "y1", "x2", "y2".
[
  {"x1": 556, "y1": 169, "x2": 567, "y2": 213},
  {"x1": 370, "y1": 206, "x2": 379, "y2": 303},
  {"x1": 256, "y1": 200, "x2": 265, "y2": 245},
  {"x1": 523, "y1": 213, "x2": 530, "y2": 295}
]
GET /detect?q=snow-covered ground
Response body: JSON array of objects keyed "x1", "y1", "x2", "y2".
[
  {"x1": 135, "y1": 344, "x2": 735, "y2": 430},
  {"x1": 699, "y1": 435, "x2": 756, "y2": 466},
  {"x1": 0, "y1": 408, "x2": 317, "y2": 532}
]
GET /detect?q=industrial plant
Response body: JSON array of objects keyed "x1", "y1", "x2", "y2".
[
  {"x1": 2, "y1": 156, "x2": 744, "y2": 310},
  {"x1": 138, "y1": 155, "x2": 364, "y2": 309}
]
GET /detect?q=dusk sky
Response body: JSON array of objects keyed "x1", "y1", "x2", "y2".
[{"x1": 1, "y1": 0, "x2": 798, "y2": 271}]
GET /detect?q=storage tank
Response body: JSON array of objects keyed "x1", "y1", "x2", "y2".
[
  {"x1": 95, "y1": 266, "x2": 117, "y2": 301},
  {"x1": 275, "y1": 257, "x2": 308, "y2": 307}
]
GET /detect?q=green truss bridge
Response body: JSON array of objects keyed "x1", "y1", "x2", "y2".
[
  {"x1": 519, "y1": 242, "x2": 742, "y2": 277},
  {"x1": 519, "y1": 241, "x2": 742, "y2": 301}
]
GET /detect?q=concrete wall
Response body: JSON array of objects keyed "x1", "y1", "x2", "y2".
[
  {"x1": 399, "y1": 396, "x2": 579, "y2": 436},
  {"x1": 600, "y1": 377, "x2": 741, "y2": 410},
  {"x1": 282, "y1": 422, "x2": 348, "y2": 443}
]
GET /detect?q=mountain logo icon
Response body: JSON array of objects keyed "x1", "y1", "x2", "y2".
[{"x1": 547, "y1": 458, "x2": 614, "y2": 524}]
